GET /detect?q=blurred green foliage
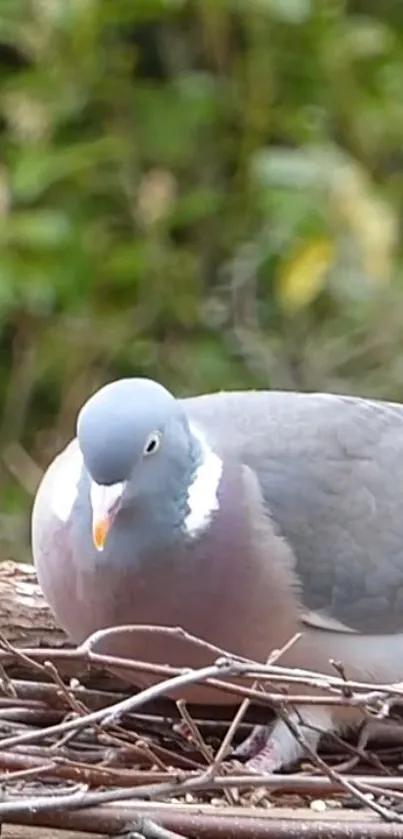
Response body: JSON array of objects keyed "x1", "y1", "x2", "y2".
[{"x1": 1, "y1": 0, "x2": 403, "y2": 557}]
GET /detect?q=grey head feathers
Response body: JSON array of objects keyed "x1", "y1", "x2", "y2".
[
  {"x1": 77, "y1": 378, "x2": 190, "y2": 487},
  {"x1": 76, "y1": 377, "x2": 223, "y2": 543}
]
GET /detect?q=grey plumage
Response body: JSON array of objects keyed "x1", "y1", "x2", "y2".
[
  {"x1": 185, "y1": 390, "x2": 403, "y2": 634},
  {"x1": 31, "y1": 379, "x2": 403, "y2": 771}
]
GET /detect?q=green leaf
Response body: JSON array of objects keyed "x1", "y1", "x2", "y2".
[{"x1": 4, "y1": 210, "x2": 71, "y2": 249}]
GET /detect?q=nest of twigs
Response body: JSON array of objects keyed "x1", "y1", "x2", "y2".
[{"x1": 1, "y1": 562, "x2": 403, "y2": 838}]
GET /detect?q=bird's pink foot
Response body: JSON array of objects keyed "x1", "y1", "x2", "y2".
[
  {"x1": 233, "y1": 708, "x2": 334, "y2": 774},
  {"x1": 233, "y1": 724, "x2": 271, "y2": 760}
]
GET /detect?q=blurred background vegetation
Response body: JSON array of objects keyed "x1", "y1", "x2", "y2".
[{"x1": 1, "y1": 0, "x2": 403, "y2": 560}]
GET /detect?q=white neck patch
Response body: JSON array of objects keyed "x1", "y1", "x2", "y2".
[
  {"x1": 184, "y1": 423, "x2": 223, "y2": 537},
  {"x1": 50, "y1": 442, "x2": 84, "y2": 523},
  {"x1": 49, "y1": 428, "x2": 223, "y2": 537}
]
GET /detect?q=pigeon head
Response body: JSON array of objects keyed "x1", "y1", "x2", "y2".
[{"x1": 77, "y1": 378, "x2": 222, "y2": 552}]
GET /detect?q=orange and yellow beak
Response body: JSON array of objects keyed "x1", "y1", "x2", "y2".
[
  {"x1": 90, "y1": 481, "x2": 125, "y2": 552},
  {"x1": 92, "y1": 516, "x2": 112, "y2": 552}
]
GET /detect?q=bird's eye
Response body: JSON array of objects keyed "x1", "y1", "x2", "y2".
[{"x1": 143, "y1": 432, "x2": 161, "y2": 456}]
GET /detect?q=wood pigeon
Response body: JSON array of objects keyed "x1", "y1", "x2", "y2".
[{"x1": 32, "y1": 378, "x2": 403, "y2": 771}]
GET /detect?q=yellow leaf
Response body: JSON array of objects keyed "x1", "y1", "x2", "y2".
[{"x1": 277, "y1": 237, "x2": 335, "y2": 311}]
